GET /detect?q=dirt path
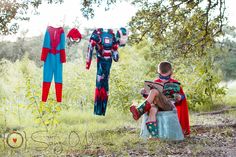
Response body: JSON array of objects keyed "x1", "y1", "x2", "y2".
[{"x1": 66, "y1": 112, "x2": 236, "y2": 157}]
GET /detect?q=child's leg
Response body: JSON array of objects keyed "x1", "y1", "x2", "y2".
[
  {"x1": 147, "y1": 89, "x2": 173, "y2": 111},
  {"x1": 130, "y1": 89, "x2": 160, "y2": 120},
  {"x1": 130, "y1": 100, "x2": 152, "y2": 120},
  {"x1": 146, "y1": 105, "x2": 158, "y2": 138},
  {"x1": 147, "y1": 104, "x2": 158, "y2": 122},
  {"x1": 149, "y1": 89, "x2": 173, "y2": 111},
  {"x1": 130, "y1": 88, "x2": 172, "y2": 120}
]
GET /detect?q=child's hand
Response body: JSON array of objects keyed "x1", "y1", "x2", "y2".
[
  {"x1": 173, "y1": 94, "x2": 182, "y2": 102},
  {"x1": 140, "y1": 88, "x2": 147, "y2": 95}
]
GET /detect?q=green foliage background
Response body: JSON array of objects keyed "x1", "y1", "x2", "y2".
[
  {"x1": 0, "y1": 0, "x2": 230, "y2": 114},
  {"x1": 0, "y1": 34, "x2": 230, "y2": 115}
]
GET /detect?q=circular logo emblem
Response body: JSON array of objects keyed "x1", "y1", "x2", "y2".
[{"x1": 6, "y1": 132, "x2": 24, "y2": 148}]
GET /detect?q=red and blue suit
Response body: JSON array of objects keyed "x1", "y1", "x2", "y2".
[
  {"x1": 86, "y1": 28, "x2": 119, "y2": 116},
  {"x1": 41, "y1": 26, "x2": 66, "y2": 102}
]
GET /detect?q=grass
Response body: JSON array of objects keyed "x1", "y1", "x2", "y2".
[
  {"x1": 1, "y1": 81, "x2": 236, "y2": 156},
  {"x1": 0, "y1": 107, "x2": 143, "y2": 156},
  {"x1": 0, "y1": 103, "x2": 236, "y2": 156},
  {"x1": 223, "y1": 81, "x2": 236, "y2": 106}
]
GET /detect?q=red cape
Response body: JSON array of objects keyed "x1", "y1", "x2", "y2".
[{"x1": 154, "y1": 78, "x2": 191, "y2": 135}]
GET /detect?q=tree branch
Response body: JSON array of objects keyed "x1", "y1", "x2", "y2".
[{"x1": 196, "y1": 106, "x2": 236, "y2": 116}]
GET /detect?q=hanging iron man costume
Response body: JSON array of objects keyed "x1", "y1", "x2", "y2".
[
  {"x1": 86, "y1": 28, "x2": 120, "y2": 116},
  {"x1": 41, "y1": 26, "x2": 66, "y2": 102}
]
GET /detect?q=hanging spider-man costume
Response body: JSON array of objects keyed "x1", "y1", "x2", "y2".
[
  {"x1": 86, "y1": 28, "x2": 119, "y2": 116},
  {"x1": 41, "y1": 26, "x2": 66, "y2": 102}
]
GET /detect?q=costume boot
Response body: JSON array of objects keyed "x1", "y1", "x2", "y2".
[
  {"x1": 55, "y1": 83, "x2": 62, "y2": 102},
  {"x1": 42, "y1": 82, "x2": 51, "y2": 102},
  {"x1": 94, "y1": 87, "x2": 108, "y2": 116},
  {"x1": 130, "y1": 100, "x2": 151, "y2": 120},
  {"x1": 146, "y1": 121, "x2": 158, "y2": 138}
]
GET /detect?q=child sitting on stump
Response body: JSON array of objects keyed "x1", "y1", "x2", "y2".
[{"x1": 130, "y1": 61, "x2": 190, "y2": 138}]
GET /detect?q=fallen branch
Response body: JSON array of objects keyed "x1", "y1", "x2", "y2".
[
  {"x1": 196, "y1": 106, "x2": 236, "y2": 116},
  {"x1": 191, "y1": 123, "x2": 236, "y2": 131}
]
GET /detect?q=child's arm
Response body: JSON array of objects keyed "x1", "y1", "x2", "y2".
[
  {"x1": 174, "y1": 93, "x2": 185, "y2": 101},
  {"x1": 174, "y1": 87, "x2": 186, "y2": 105}
]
